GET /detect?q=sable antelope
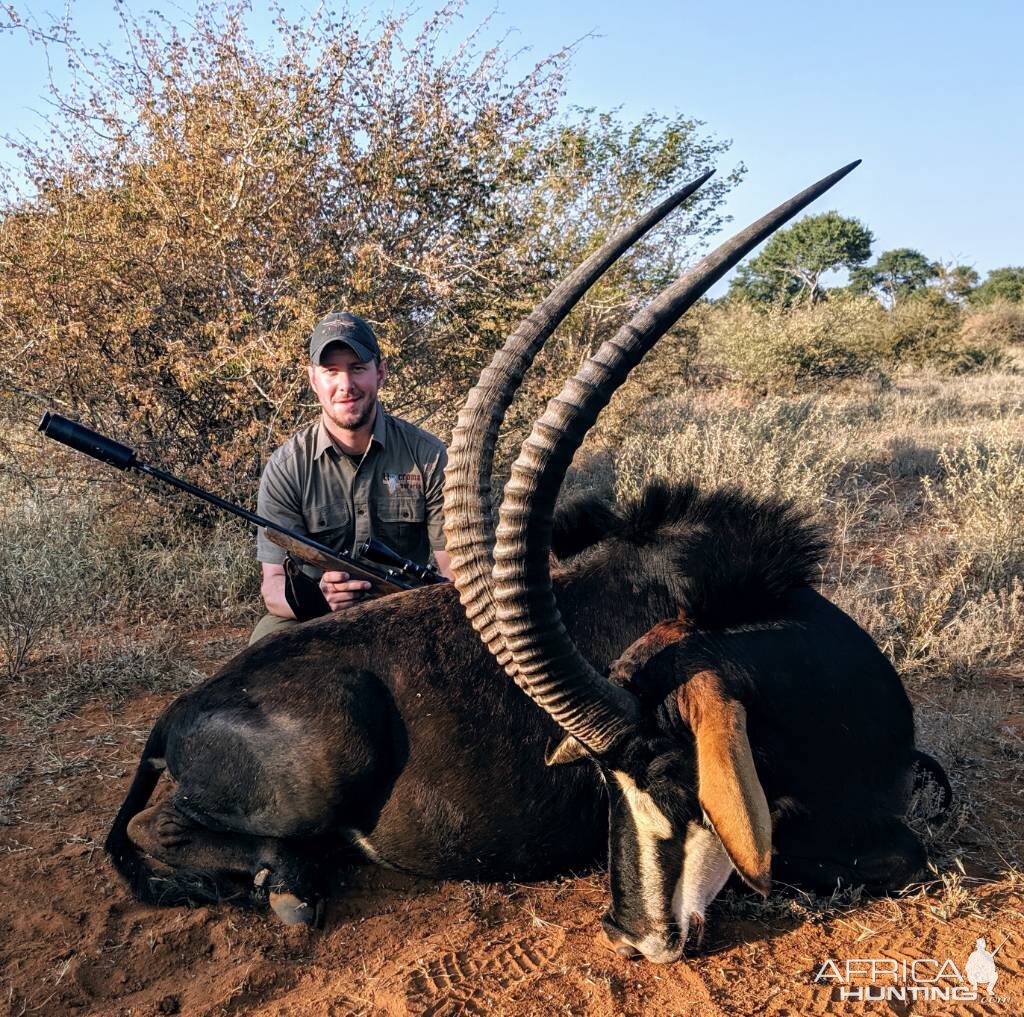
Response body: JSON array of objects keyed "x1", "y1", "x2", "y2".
[
  {"x1": 448, "y1": 159, "x2": 951, "y2": 963},
  {"x1": 105, "y1": 162, "x2": 948, "y2": 954}
]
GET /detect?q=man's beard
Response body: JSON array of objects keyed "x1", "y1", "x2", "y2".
[{"x1": 327, "y1": 398, "x2": 377, "y2": 432}]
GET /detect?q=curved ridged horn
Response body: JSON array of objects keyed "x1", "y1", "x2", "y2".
[
  {"x1": 443, "y1": 171, "x2": 715, "y2": 667},
  {"x1": 492, "y1": 161, "x2": 861, "y2": 753}
]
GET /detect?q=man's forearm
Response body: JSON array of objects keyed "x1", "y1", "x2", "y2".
[{"x1": 261, "y1": 571, "x2": 297, "y2": 619}]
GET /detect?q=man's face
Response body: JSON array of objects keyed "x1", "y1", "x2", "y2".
[{"x1": 308, "y1": 344, "x2": 387, "y2": 432}]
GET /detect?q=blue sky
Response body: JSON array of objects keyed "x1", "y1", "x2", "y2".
[{"x1": 2, "y1": 0, "x2": 1021, "y2": 292}]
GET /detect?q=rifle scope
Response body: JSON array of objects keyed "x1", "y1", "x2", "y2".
[{"x1": 359, "y1": 538, "x2": 446, "y2": 585}]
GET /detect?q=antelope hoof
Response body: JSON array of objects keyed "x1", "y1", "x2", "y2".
[{"x1": 269, "y1": 891, "x2": 319, "y2": 927}]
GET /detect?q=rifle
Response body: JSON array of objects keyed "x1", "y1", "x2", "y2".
[{"x1": 37, "y1": 412, "x2": 447, "y2": 605}]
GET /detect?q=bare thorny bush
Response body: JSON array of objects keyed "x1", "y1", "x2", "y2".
[{"x1": 0, "y1": 0, "x2": 737, "y2": 494}]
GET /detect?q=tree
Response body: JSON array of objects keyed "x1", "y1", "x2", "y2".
[
  {"x1": 727, "y1": 211, "x2": 873, "y2": 304},
  {"x1": 970, "y1": 267, "x2": 1024, "y2": 305},
  {"x1": 849, "y1": 248, "x2": 939, "y2": 306},
  {"x1": 933, "y1": 263, "x2": 980, "y2": 304},
  {"x1": 0, "y1": 1, "x2": 739, "y2": 489}
]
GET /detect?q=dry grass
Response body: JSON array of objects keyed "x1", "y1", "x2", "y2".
[
  {"x1": 0, "y1": 436, "x2": 258, "y2": 719},
  {"x1": 924, "y1": 435, "x2": 1024, "y2": 584},
  {"x1": 612, "y1": 394, "x2": 852, "y2": 517}
]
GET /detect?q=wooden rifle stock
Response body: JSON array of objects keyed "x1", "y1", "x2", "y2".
[{"x1": 264, "y1": 530, "x2": 408, "y2": 598}]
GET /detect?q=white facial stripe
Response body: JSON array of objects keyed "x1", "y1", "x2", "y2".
[
  {"x1": 671, "y1": 821, "x2": 734, "y2": 937},
  {"x1": 612, "y1": 771, "x2": 674, "y2": 937},
  {"x1": 612, "y1": 771, "x2": 672, "y2": 838}
]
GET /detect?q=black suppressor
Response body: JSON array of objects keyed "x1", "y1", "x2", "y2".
[{"x1": 38, "y1": 411, "x2": 139, "y2": 470}]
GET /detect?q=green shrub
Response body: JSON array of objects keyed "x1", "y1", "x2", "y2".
[
  {"x1": 698, "y1": 295, "x2": 885, "y2": 391},
  {"x1": 882, "y1": 290, "x2": 972, "y2": 369}
]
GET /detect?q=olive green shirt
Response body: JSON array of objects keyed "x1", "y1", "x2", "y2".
[{"x1": 256, "y1": 408, "x2": 447, "y2": 575}]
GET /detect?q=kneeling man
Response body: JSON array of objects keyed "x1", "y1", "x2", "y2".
[{"x1": 250, "y1": 312, "x2": 450, "y2": 644}]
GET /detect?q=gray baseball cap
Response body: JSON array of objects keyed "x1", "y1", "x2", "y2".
[{"x1": 309, "y1": 312, "x2": 381, "y2": 364}]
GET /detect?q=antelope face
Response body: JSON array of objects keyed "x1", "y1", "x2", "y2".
[
  {"x1": 601, "y1": 742, "x2": 699, "y2": 964},
  {"x1": 549, "y1": 668, "x2": 774, "y2": 965},
  {"x1": 589, "y1": 738, "x2": 733, "y2": 964}
]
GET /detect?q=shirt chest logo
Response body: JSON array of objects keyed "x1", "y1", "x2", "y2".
[{"x1": 382, "y1": 471, "x2": 423, "y2": 496}]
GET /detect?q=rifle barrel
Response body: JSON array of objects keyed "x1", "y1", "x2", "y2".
[{"x1": 37, "y1": 411, "x2": 419, "y2": 591}]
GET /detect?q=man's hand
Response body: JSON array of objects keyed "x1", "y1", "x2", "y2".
[{"x1": 319, "y1": 570, "x2": 372, "y2": 611}]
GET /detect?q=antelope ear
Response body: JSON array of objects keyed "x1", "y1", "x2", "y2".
[
  {"x1": 545, "y1": 734, "x2": 590, "y2": 766},
  {"x1": 677, "y1": 673, "x2": 772, "y2": 896}
]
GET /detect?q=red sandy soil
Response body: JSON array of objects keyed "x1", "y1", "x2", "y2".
[{"x1": 1, "y1": 632, "x2": 1022, "y2": 1017}]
